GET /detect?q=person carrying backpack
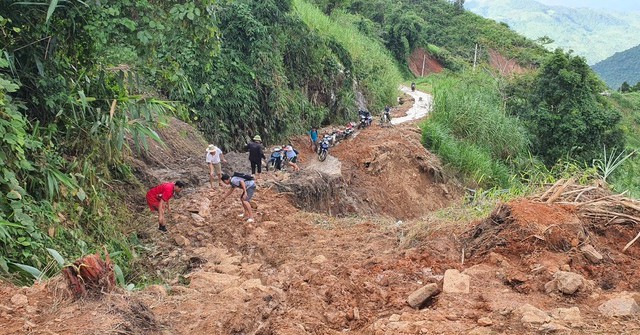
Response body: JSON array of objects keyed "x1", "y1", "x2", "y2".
[
  {"x1": 219, "y1": 172, "x2": 257, "y2": 223},
  {"x1": 283, "y1": 145, "x2": 301, "y2": 171}
]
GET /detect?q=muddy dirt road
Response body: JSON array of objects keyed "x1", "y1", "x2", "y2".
[{"x1": 2, "y1": 90, "x2": 640, "y2": 334}]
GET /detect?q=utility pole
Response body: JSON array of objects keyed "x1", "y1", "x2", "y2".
[
  {"x1": 473, "y1": 43, "x2": 478, "y2": 71},
  {"x1": 421, "y1": 53, "x2": 426, "y2": 77}
]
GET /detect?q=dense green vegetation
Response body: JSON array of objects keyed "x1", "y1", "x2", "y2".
[
  {"x1": 313, "y1": 0, "x2": 548, "y2": 69},
  {"x1": 608, "y1": 92, "x2": 640, "y2": 198},
  {"x1": 592, "y1": 44, "x2": 640, "y2": 91},
  {"x1": 506, "y1": 50, "x2": 624, "y2": 165}
]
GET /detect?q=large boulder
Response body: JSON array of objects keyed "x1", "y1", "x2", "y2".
[
  {"x1": 545, "y1": 271, "x2": 584, "y2": 295},
  {"x1": 407, "y1": 283, "x2": 439, "y2": 308},
  {"x1": 598, "y1": 294, "x2": 640, "y2": 317}
]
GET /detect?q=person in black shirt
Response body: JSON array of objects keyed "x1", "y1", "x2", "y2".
[{"x1": 245, "y1": 135, "x2": 266, "y2": 175}]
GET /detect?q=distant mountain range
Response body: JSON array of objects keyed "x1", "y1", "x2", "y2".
[
  {"x1": 465, "y1": 0, "x2": 640, "y2": 65},
  {"x1": 592, "y1": 44, "x2": 640, "y2": 90}
]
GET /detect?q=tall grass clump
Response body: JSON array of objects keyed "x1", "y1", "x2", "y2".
[
  {"x1": 606, "y1": 92, "x2": 640, "y2": 197},
  {"x1": 293, "y1": 0, "x2": 402, "y2": 110},
  {"x1": 421, "y1": 71, "x2": 530, "y2": 188}
]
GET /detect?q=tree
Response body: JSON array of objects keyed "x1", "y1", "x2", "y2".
[
  {"x1": 507, "y1": 49, "x2": 624, "y2": 165},
  {"x1": 620, "y1": 81, "x2": 631, "y2": 93}
]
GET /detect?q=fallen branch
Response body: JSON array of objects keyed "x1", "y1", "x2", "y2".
[{"x1": 623, "y1": 230, "x2": 640, "y2": 252}]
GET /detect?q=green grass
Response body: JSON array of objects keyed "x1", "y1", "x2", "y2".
[
  {"x1": 420, "y1": 71, "x2": 530, "y2": 188},
  {"x1": 607, "y1": 92, "x2": 640, "y2": 198},
  {"x1": 293, "y1": 0, "x2": 402, "y2": 110}
]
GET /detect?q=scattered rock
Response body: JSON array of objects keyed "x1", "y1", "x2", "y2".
[
  {"x1": 468, "y1": 327, "x2": 495, "y2": 335},
  {"x1": 174, "y1": 235, "x2": 191, "y2": 247},
  {"x1": 324, "y1": 310, "x2": 347, "y2": 326},
  {"x1": 214, "y1": 264, "x2": 240, "y2": 275},
  {"x1": 580, "y1": 245, "x2": 603, "y2": 264},
  {"x1": 407, "y1": 283, "x2": 439, "y2": 308},
  {"x1": 262, "y1": 221, "x2": 278, "y2": 229},
  {"x1": 598, "y1": 294, "x2": 640, "y2": 317},
  {"x1": 477, "y1": 317, "x2": 493, "y2": 326},
  {"x1": 517, "y1": 304, "x2": 551, "y2": 324},
  {"x1": 545, "y1": 271, "x2": 584, "y2": 295},
  {"x1": 191, "y1": 213, "x2": 206, "y2": 226},
  {"x1": 389, "y1": 314, "x2": 401, "y2": 322},
  {"x1": 218, "y1": 286, "x2": 248, "y2": 302},
  {"x1": 539, "y1": 322, "x2": 570, "y2": 333},
  {"x1": 311, "y1": 255, "x2": 327, "y2": 264},
  {"x1": 187, "y1": 272, "x2": 240, "y2": 294},
  {"x1": 443, "y1": 269, "x2": 470, "y2": 294},
  {"x1": 10, "y1": 294, "x2": 28, "y2": 307},
  {"x1": 550, "y1": 307, "x2": 581, "y2": 322}
]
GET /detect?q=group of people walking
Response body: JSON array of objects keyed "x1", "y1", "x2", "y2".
[{"x1": 146, "y1": 134, "x2": 302, "y2": 232}]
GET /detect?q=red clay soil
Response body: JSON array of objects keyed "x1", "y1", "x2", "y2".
[
  {"x1": 488, "y1": 49, "x2": 529, "y2": 76},
  {"x1": 407, "y1": 48, "x2": 444, "y2": 77},
  {"x1": 464, "y1": 199, "x2": 640, "y2": 294}
]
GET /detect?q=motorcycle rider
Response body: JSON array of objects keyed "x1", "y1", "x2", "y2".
[{"x1": 383, "y1": 106, "x2": 392, "y2": 123}]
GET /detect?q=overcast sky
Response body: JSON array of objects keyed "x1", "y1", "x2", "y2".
[{"x1": 535, "y1": 0, "x2": 640, "y2": 12}]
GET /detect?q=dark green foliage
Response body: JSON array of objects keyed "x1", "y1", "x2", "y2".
[
  {"x1": 1, "y1": 3, "x2": 168, "y2": 283},
  {"x1": 314, "y1": 0, "x2": 547, "y2": 69},
  {"x1": 507, "y1": 50, "x2": 625, "y2": 165},
  {"x1": 621, "y1": 82, "x2": 631, "y2": 93}
]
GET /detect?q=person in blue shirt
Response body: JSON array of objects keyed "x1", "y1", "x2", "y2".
[
  {"x1": 308, "y1": 126, "x2": 319, "y2": 151},
  {"x1": 284, "y1": 145, "x2": 301, "y2": 171}
]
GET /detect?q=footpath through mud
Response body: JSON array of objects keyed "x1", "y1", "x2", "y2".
[{"x1": 3, "y1": 90, "x2": 640, "y2": 334}]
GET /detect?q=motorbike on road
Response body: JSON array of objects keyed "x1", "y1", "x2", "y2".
[{"x1": 317, "y1": 136, "x2": 331, "y2": 162}]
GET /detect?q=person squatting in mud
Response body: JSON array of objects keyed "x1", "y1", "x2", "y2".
[
  {"x1": 146, "y1": 181, "x2": 186, "y2": 232},
  {"x1": 206, "y1": 144, "x2": 227, "y2": 190},
  {"x1": 219, "y1": 173, "x2": 256, "y2": 223}
]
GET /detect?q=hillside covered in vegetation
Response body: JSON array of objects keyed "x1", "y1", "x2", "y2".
[
  {"x1": 592, "y1": 44, "x2": 640, "y2": 90},
  {"x1": 1, "y1": 0, "x2": 637, "y2": 287},
  {"x1": 465, "y1": 0, "x2": 640, "y2": 65}
]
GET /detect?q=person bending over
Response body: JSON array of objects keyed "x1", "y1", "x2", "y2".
[{"x1": 219, "y1": 173, "x2": 256, "y2": 223}]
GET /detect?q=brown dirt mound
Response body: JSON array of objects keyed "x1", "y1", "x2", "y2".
[
  {"x1": 464, "y1": 196, "x2": 640, "y2": 293},
  {"x1": 326, "y1": 122, "x2": 461, "y2": 219},
  {"x1": 464, "y1": 200, "x2": 582, "y2": 258}
]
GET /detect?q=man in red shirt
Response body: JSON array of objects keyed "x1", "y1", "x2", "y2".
[{"x1": 146, "y1": 181, "x2": 186, "y2": 232}]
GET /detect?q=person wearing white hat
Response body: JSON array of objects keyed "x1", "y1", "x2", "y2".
[
  {"x1": 206, "y1": 144, "x2": 227, "y2": 189},
  {"x1": 283, "y1": 145, "x2": 300, "y2": 171}
]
